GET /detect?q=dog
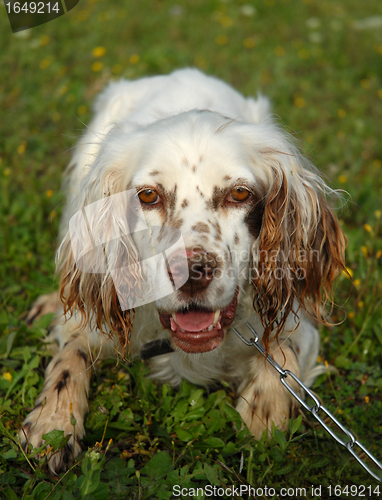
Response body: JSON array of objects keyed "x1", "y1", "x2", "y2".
[{"x1": 20, "y1": 68, "x2": 346, "y2": 473}]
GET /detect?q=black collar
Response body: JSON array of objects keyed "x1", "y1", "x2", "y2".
[{"x1": 140, "y1": 339, "x2": 174, "y2": 360}]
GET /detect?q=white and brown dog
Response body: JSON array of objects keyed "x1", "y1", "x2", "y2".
[{"x1": 20, "y1": 68, "x2": 346, "y2": 472}]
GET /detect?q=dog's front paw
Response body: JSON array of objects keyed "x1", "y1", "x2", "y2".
[
  {"x1": 20, "y1": 400, "x2": 84, "y2": 473},
  {"x1": 236, "y1": 347, "x2": 300, "y2": 440},
  {"x1": 235, "y1": 379, "x2": 297, "y2": 439}
]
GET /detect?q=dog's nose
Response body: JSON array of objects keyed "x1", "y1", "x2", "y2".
[{"x1": 168, "y1": 250, "x2": 218, "y2": 294}]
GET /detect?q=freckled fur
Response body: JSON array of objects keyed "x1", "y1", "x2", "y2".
[{"x1": 192, "y1": 222, "x2": 210, "y2": 234}]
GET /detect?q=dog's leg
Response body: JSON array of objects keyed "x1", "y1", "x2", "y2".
[
  {"x1": 20, "y1": 320, "x2": 92, "y2": 473},
  {"x1": 235, "y1": 340, "x2": 302, "y2": 440}
]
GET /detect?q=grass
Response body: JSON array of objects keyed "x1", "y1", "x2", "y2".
[{"x1": 1, "y1": 0, "x2": 382, "y2": 498}]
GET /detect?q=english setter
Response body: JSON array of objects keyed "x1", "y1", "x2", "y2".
[{"x1": 21, "y1": 68, "x2": 346, "y2": 472}]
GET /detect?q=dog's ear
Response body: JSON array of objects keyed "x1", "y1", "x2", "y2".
[
  {"x1": 57, "y1": 185, "x2": 143, "y2": 356},
  {"x1": 250, "y1": 152, "x2": 347, "y2": 351}
]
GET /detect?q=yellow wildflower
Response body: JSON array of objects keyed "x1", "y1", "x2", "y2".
[
  {"x1": 338, "y1": 174, "x2": 347, "y2": 184},
  {"x1": 365, "y1": 396, "x2": 370, "y2": 404},
  {"x1": 348, "y1": 311, "x2": 355, "y2": 319},
  {"x1": 360, "y1": 246, "x2": 368, "y2": 257},
  {"x1": 294, "y1": 97, "x2": 306, "y2": 108},
  {"x1": 129, "y1": 54, "x2": 140, "y2": 64},
  {"x1": 39, "y1": 59, "x2": 51, "y2": 69},
  {"x1": 40, "y1": 35, "x2": 50, "y2": 46},
  {"x1": 298, "y1": 48, "x2": 310, "y2": 59},
  {"x1": 364, "y1": 224, "x2": 372, "y2": 233},
  {"x1": 337, "y1": 109, "x2": 346, "y2": 118},
  {"x1": 77, "y1": 105, "x2": 87, "y2": 115},
  {"x1": 112, "y1": 64, "x2": 123, "y2": 74},
  {"x1": 215, "y1": 35, "x2": 228, "y2": 46},
  {"x1": 92, "y1": 46, "x2": 107, "y2": 58},
  {"x1": 274, "y1": 46, "x2": 285, "y2": 57},
  {"x1": 243, "y1": 37, "x2": 256, "y2": 49},
  {"x1": 194, "y1": 56, "x2": 206, "y2": 68},
  {"x1": 219, "y1": 16, "x2": 233, "y2": 27},
  {"x1": 353, "y1": 279, "x2": 361, "y2": 287},
  {"x1": 343, "y1": 267, "x2": 353, "y2": 278},
  {"x1": 17, "y1": 142, "x2": 27, "y2": 155},
  {"x1": 3, "y1": 372, "x2": 12, "y2": 382},
  {"x1": 92, "y1": 61, "x2": 103, "y2": 72},
  {"x1": 46, "y1": 189, "x2": 54, "y2": 198}
]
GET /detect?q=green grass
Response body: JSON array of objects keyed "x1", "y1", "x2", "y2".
[{"x1": 1, "y1": 0, "x2": 382, "y2": 498}]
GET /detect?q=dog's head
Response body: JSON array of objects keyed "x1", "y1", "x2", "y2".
[{"x1": 58, "y1": 111, "x2": 346, "y2": 354}]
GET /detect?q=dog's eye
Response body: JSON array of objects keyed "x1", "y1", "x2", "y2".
[
  {"x1": 138, "y1": 189, "x2": 159, "y2": 204},
  {"x1": 230, "y1": 187, "x2": 251, "y2": 202}
]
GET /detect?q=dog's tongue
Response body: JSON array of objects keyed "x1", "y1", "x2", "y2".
[{"x1": 174, "y1": 311, "x2": 215, "y2": 332}]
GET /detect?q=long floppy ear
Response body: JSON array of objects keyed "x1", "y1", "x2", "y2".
[
  {"x1": 250, "y1": 149, "x2": 347, "y2": 352},
  {"x1": 57, "y1": 167, "x2": 144, "y2": 357}
]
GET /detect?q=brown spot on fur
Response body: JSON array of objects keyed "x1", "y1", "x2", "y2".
[
  {"x1": 264, "y1": 406, "x2": 271, "y2": 423},
  {"x1": 192, "y1": 222, "x2": 210, "y2": 234},
  {"x1": 170, "y1": 217, "x2": 183, "y2": 229},
  {"x1": 182, "y1": 158, "x2": 189, "y2": 166},
  {"x1": 210, "y1": 186, "x2": 226, "y2": 210},
  {"x1": 199, "y1": 155, "x2": 203, "y2": 163},
  {"x1": 192, "y1": 165, "x2": 196, "y2": 173},
  {"x1": 53, "y1": 358, "x2": 63, "y2": 370},
  {"x1": 22, "y1": 422, "x2": 32, "y2": 439},
  {"x1": 227, "y1": 245, "x2": 233, "y2": 263},
  {"x1": 63, "y1": 332, "x2": 80, "y2": 348},
  {"x1": 77, "y1": 349, "x2": 88, "y2": 364},
  {"x1": 32, "y1": 402, "x2": 43, "y2": 412},
  {"x1": 56, "y1": 370, "x2": 70, "y2": 395},
  {"x1": 224, "y1": 175, "x2": 232, "y2": 181},
  {"x1": 234, "y1": 233, "x2": 240, "y2": 245},
  {"x1": 289, "y1": 403, "x2": 294, "y2": 420},
  {"x1": 196, "y1": 186, "x2": 204, "y2": 198},
  {"x1": 181, "y1": 199, "x2": 188, "y2": 208},
  {"x1": 149, "y1": 170, "x2": 160, "y2": 177},
  {"x1": 209, "y1": 219, "x2": 222, "y2": 238}
]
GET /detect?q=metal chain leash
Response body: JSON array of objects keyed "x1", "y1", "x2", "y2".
[{"x1": 232, "y1": 322, "x2": 382, "y2": 483}]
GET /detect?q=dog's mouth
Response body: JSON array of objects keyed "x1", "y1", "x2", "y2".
[{"x1": 158, "y1": 289, "x2": 238, "y2": 353}]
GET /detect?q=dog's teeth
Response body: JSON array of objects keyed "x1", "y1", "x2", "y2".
[
  {"x1": 213, "y1": 309, "x2": 220, "y2": 325},
  {"x1": 207, "y1": 324, "x2": 214, "y2": 331},
  {"x1": 217, "y1": 321, "x2": 222, "y2": 330},
  {"x1": 171, "y1": 313, "x2": 178, "y2": 326}
]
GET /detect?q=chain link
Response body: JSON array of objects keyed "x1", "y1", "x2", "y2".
[{"x1": 233, "y1": 322, "x2": 382, "y2": 483}]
